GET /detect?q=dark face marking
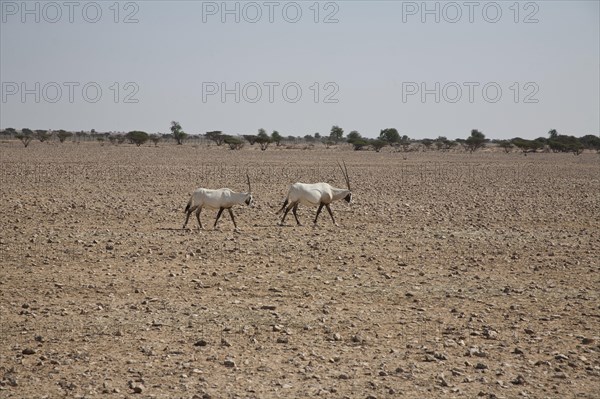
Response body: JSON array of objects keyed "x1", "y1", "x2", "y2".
[
  {"x1": 344, "y1": 193, "x2": 352, "y2": 203},
  {"x1": 245, "y1": 194, "x2": 254, "y2": 206}
]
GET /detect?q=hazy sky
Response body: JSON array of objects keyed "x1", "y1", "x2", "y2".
[{"x1": 1, "y1": 1, "x2": 598, "y2": 139}]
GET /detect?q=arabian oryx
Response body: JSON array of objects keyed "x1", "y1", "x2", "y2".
[
  {"x1": 183, "y1": 174, "x2": 254, "y2": 231},
  {"x1": 277, "y1": 162, "x2": 352, "y2": 226}
]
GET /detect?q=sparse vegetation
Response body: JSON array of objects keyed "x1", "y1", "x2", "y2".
[
  {"x1": 206, "y1": 131, "x2": 225, "y2": 146},
  {"x1": 329, "y1": 125, "x2": 344, "y2": 144},
  {"x1": 35, "y1": 129, "x2": 51, "y2": 142},
  {"x1": 16, "y1": 128, "x2": 33, "y2": 147},
  {"x1": 271, "y1": 130, "x2": 282, "y2": 146},
  {"x1": 243, "y1": 135, "x2": 257, "y2": 145},
  {"x1": 171, "y1": 121, "x2": 187, "y2": 145},
  {"x1": 256, "y1": 129, "x2": 271, "y2": 151},
  {"x1": 465, "y1": 129, "x2": 486, "y2": 153},
  {"x1": 150, "y1": 134, "x2": 161, "y2": 147},
  {"x1": 224, "y1": 135, "x2": 244, "y2": 150},
  {"x1": 126, "y1": 131, "x2": 149, "y2": 146}
]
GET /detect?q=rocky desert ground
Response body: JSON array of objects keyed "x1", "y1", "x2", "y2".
[{"x1": 0, "y1": 141, "x2": 598, "y2": 399}]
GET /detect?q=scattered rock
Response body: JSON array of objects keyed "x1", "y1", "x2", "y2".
[{"x1": 511, "y1": 375, "x2": 526, "y2": 385}]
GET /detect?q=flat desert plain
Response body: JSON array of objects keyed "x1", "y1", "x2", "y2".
[{"x1": 0, "y1": 142, "x2": 599, "y2": 399}]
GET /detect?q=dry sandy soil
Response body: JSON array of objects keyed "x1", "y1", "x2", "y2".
[{"x1": 0, "y1": 141, "x2": 599, "y2": 399}]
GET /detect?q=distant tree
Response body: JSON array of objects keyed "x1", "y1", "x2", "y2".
[
  {"x1": 329, "y1": 125, "x2": 344, "y2": 143},
  {"x1": 314, "y1": 132, "x2": 321, "y2": 140},
  {"x1": 171, "y1": 121, "x2": 187, "y2": 145},
  {"x1": 350, "y1": 138, "x2": 369, "y2": 151},
  {"x1": 398, "y1": 135, "x2": 411, "y2": 152},
  {"x1": 4, "y1": 127, "x2": 16, "y2": 137},
  {"x1": 150, "y1": 134, "x2": 161, "y2": 147},
  {"x1": 56, "y1": 130, "x2": 72, "y2": 143},
  {"x1": 304, "y1": 134, "x2": 315, "y2": 142},
  {"x1": 35, "y1": 129, "x2": 51, "y2": 142},
  {"x1": 74, "y1": 131, "x2": 88, "y2": 142},
  {"x1": 420, "y1": 138, "x2": 434, "y2": 151},
  {"x1": 346, "y1": 130, "x2": 362, "y2": 143},
  {"x1": 96, "y1": 136, "x2": 105, "y2": 145},
  {"x1": 126, "y1": 131, "x2": 149, "y2": 146},
  {"x1": 465, "y1": 129, "x2": 486, "y2": 153},
  {"x1": 512, "y1": 138, "x2": 542, "y2": 155},
  {"x1": 548, "y1": 129, "x2": 558, "y2": 139},
  {"x1": 271, "y1": 130, "x2": 282, "y2": 146},
  {"x1": 548, "y1": 134, "x2": 583, "y2": 155},
  {"x1": 579, "y1": 134, "x2": 600, "y2": 152},
  {"x1": 286, "y1": 135, "x2": 296, "y2": 143},
  {"x1": 497, "y1": 140, "x2": 514, "y2": 153},
  {"x1": 16, "y1": 129, "x2": 33, "y2": 147},
  {"x1": 322, "y1": 137, "x2": 335, "y2": 149},
  {"x1": 434, "y1": 136, "x2": 446, "y2": 151},
  {"x1": 347, "y1": 131, "x2": 367, "y2": 150},
  {"x1": 371, "y1": 139, "x2": 388, "y2": 152},
  {"x1": 379, "y1": 128, "x2": 400, "y2": 144},
  {"x1": 255, "y1": 131, "x2": 271, "y2": 151},
  {"x1": 205, "y1": 131, "x2": 225, "y2": 146},
  {"x1": 243, "y1": 135, "x2": 257, "y2": 145},
  {"x1": 224, "y1": 135, "x2": 244, "y2": 150}
]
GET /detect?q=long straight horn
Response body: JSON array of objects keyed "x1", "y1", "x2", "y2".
[
  {"x1": 246, "y1": 173, "x2": 252, "y2": 193},
  {"x1": 337, "y1": 161, "x2": 351, "y2": 191}
]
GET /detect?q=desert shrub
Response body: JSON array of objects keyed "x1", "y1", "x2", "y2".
[
  {"x1": 256, "y1": 130, "x2": 271, "y2": 151},
  {"x1": 465, "y1": 130, "x2": 486, "y2": 153},
  {"x1": 243, "y1": 135, "x2": 257, "y2": 145},
  {"x1": 16, "y1": 129, "x2": 33, "y2": 147},
  {"x1": 126, "y1": 131, "x2": 149, "y2": 146},
  {"x1": 171, "y1": 121, "x2": 187, "y2": 145},
  {"x1": 224, "y1": 136, "x2": 244, "y2": 150},
  {"x1": 56, "y1": 130, "x2": 72, "y2": 143},
  {"x1": 206, "y1": 131, "x2": 225, "y2": 146},
  {"x1": 35, "y1": 130, "x2": 51, "y2": 142},
  {"x1": 150, "y1": 134, "x2": 161, "y2": 147}
]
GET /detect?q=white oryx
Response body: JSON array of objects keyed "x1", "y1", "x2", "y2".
[
  {"x1": 277, "y1": 162, "x2": 352, "y2": 226},
  {"x1": 183, "y1": 175, "x2": 254, "y2": 231}
]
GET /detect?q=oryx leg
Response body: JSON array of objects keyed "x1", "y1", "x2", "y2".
[
  {"x1": 195, "y1": 206, "x2": 203, "y2": 229},
  {"x1": 183, "y1": 205, "x2": 197, "y2": 229},
  {"x1": 214, "y1": 207, "x2": 225, "y2": 229},
  {"x1": 228, "y1": 208, "x2": 238, "y2": 230},
  {"x1": 314, "y1": 203, "x2": 325, "y2": 224},
  {"x1": 325, "y1": 204, "x2": 338, "y2": 226},
  {"x1": 292, "y1": 204, "x2": 302, "y2": 226},
  {"x1": 280, "y1": 202, "x2": 296, "y2": 225}
]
